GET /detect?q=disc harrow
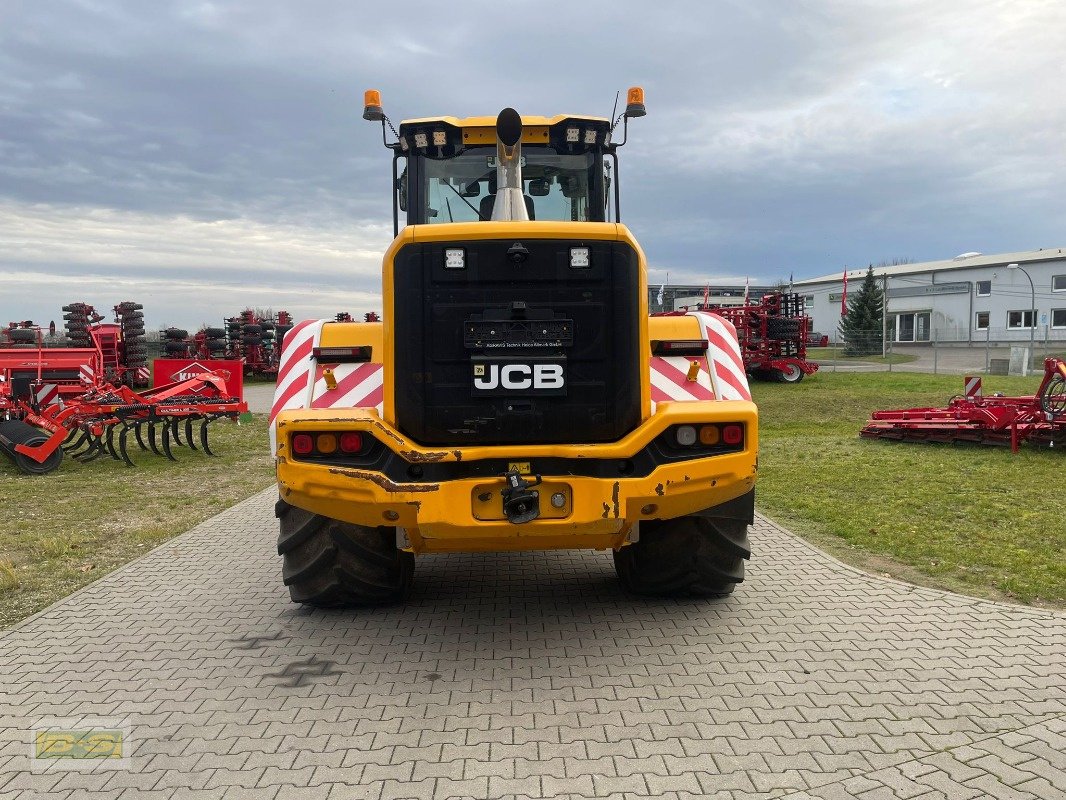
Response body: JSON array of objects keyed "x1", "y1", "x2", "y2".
[
  {"x1": 860, "y1": 358, "x2": 1066, "y2": 452},
  {"x1": 1, "y1": 372, "x2": 248, "y2": 475}
]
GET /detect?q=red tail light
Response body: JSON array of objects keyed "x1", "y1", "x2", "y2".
[
  {"x1": 291, "y1": 434, "x2": 314, "y2": 455},
  {"x1": 722, "y1": 424, "x2": 743, "y2": 445},
  {"x1": 339, "y1": 432, "x2": 364, "y2": 453}
]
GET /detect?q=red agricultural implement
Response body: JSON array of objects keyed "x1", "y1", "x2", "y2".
[
  {"x1": 0, "y1": 326, "x2": 101, "y2": 405},
  {"x1": 0, "y1": 369, "x2": 248, "y2": 475},
  {"x1": 662, "y1": 292, "x2": 819, "y2": 383},
  {"x1": 861, "y1": 358, "x2": 1066, "y2": 451},
  {"x1": 191, "y1": 310, "x2": 293, "y2": 377}
]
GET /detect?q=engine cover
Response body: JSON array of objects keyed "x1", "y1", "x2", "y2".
[{"x1": 392, "y1": 238, "x2": 641, "y2": 445}]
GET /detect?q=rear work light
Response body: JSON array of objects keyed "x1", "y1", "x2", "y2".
[
  {"x1": 444, "y1": 248, "x2": 465, "y2": 269},
  {"x1": 569, "y1": 247, "x2": 590, "y2": 268},
  {"x1": 652, "y1": 340, "x2": 709, "y2": 356},
  {"x1": 312, "y1": 346, "x2": 372, "y2": 363}
]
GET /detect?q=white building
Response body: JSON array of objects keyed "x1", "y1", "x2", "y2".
[{"x1": 794, "y1": 248, "x2": 1066, "y2": 344}]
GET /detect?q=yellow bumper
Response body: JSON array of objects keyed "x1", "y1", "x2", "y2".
[{"x1": 275, "y1": 400, "x2": 758, "y2": 554}]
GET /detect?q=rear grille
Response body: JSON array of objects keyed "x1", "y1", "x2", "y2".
[{"x1": 392, "y1": 238, "x2": 641, "y2": 445}]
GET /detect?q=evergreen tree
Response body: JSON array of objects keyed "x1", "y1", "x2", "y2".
[{"x1": 838, "y1": 266, "x2": 884, "y2": 356}]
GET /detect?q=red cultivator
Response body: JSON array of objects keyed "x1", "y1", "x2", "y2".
[
  {"x1": 861, "y1": 358, "x2": 1066, "y2": 451},
  {"x1": 0, "y1": 372, "x2": 248, "y2": 475},
  {"x1": 708, "y1": 293, "x2": 819, "y2": 383}
]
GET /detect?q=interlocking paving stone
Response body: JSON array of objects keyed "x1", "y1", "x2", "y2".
[{"x1": 1, "y1": 487, "x2": 1063, "y2": 799}]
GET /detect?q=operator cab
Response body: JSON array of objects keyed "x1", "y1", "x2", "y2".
[
  {"x1": 393, "y1": 115, "x2": 614, "y2": 227},
  {"x1": 363, "y1": 89, "x2": 646, "y2": 233}
]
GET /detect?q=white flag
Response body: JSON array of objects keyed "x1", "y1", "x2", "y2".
[
  {"x1": 744, "y1": 276, "x2": 750, "y2": 305},
  {"x1": 656, "y1": 283, "x2": 665, "y2": 306}
]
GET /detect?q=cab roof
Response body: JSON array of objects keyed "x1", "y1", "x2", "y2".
[{"x1": 399, "y1": 114, "x2": 609, "y2": 130}]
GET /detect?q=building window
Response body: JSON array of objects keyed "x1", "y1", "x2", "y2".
[
  {"x1": 1007, "y1": 310, "x2": 1036, "y2": 329},
  {"x1": 976, "y1": 280, "x2": 991, "y2": 296},
  {"x1": 804, "y1": 295, "x2": 814, "y2": 308},
  {"x1": 975, "y1": 311, "x2": 990, "y2": 330},
  {"x1": 1052, "y1": 309, "x2": 1066, "y2": 329},
  {"x1": 1054, "y1": 275, "x2": 1066, "y2": 292},
  {"x1": 895, "y1": 312, "x2": 931, "y2": 342}
]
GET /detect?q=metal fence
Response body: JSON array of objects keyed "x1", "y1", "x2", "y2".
[{"x1": 815, "y1": 327, "x2": 1065, "y2": 376}]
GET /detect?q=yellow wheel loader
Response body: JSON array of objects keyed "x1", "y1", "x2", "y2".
[{"x1": 270, "y1": 88, "x2": 759, "y2": 605}]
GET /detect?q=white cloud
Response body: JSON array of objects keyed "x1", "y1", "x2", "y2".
[
  {"x1": 0, "y1": 0, "x2": 1064, "y2": 322},
  {"x1": 0, "y1": 202, "x2": 391, "y2": 327}
]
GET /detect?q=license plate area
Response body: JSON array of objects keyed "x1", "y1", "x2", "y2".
[
  {"x1": 464, "y1": 318, "x2": 574, "y2": 350},
  {"x1": 471, "y1": 356, "x2": 567, "y2": 396}
]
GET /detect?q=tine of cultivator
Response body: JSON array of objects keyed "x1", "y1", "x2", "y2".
[
  {"x1": 170, "y1": 417, "x2": 183, "y2": 446},
  {"x1": 74, "y1": 436, "x2": 106, "y2": 463},
  {"x1": 185, "y1": 417, "x2": 198, "y2": 451},
  {"x1": 68, "y1": 431, "x2": 98, "y2": 459},
  {"x1": 200, "y1": 417, "x2": 216, "y2": 456},
  {"x1": 118, "y1": 425, "x2": 136, "y2": 467},
  {"x1": 105, "y1": 424, "x2": 122, "y2": 461},
  {"x1": 63, "y1": 430, "x2": 91, "y2": 453},
  {"x1": 134, "y1": 423, "x2": 149, "y2": 451},
  {"x1": 161, "y1": 422, "x2": 177, "y2": 461},
  {"x1": 147, "y1": 423, "x2": 163, "y2": 456}
]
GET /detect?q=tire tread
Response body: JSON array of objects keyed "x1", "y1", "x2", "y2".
[
  {"x1": 613, "y1": 514, "x2": 751, "y2": 597},
  {"x1": 276, "y1": 500, "x2": 413, "y2": 606}
]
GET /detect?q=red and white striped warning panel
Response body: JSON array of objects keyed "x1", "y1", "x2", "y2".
[
  {"x1": 649, "y1": 356, "x2": 715, "y2": 404},
  {"x1": 136, "y1": 367, "x2": 151, "y2": 384},
  {"x1": 34, "y1": 383, "x2": 59, "y2": 408},
  {"x1": 690, "y1": 311, "x2": 752, "y2": 402},
  {"x1": 964, "y1": 376, "x2": 982, "y2": 398},
  {"x1": 648, "y1": 312, "x2": 752, "y2": 406},
  {"x1": 269, "y1": 319, "x2": 325, "y2": 455},
  {"x1": 78, "y1": 364, "x2": 95, "y2": 385},
  {"x1": 310, "y1": 363, "x2": 384, "y2": 412}
]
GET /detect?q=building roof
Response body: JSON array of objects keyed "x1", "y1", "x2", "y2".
[{"x1": 795, "y1": 247, "x2": 1066, "y2": 286}]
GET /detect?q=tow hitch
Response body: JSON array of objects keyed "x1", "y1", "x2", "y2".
[{"x1": 501, "y1": 469, "x2": 542, "y2": 524}]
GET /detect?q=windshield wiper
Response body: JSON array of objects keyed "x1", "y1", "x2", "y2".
[{"x1": 443, "y1": 181, "x2": 486, "y2": 221}]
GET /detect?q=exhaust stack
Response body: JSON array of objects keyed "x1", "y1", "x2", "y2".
[{"x1": 490, "y1": 108, "x2": 528, "y2": 221}]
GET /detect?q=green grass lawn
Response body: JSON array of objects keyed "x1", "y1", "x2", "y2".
[
  {"x1": 809, "y1": 347, "x2": 917, "y2": 364},
  {"x1": 753, "y1": 371, "x2": 1064, "y2": 607},
  {"x1": 0, "y1": 415, "x2": 274, "y2": 628}
]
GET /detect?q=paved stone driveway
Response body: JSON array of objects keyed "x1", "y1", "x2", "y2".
[{"x1": 1, "y1": 489, "x2": 1063, "y2": 800}]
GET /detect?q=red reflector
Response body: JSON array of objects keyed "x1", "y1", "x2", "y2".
[
  {"x1": 339, "y1": 432, "x2": 364, "y2": 453},
  {"x1": 292, "y1": 433, "x2": 314, "y2": 455},
  {"x1": 722, "y1": 424, "x2": 743, "y2": 445}
]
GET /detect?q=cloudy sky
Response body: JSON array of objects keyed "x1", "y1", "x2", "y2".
[{"x1": 1, "y1": 0, "x2": 1064, "y2": 329}]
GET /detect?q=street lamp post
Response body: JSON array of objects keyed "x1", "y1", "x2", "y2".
[{"x1": 1007, "y1": 262, "x2": 1035, "y2": 374}]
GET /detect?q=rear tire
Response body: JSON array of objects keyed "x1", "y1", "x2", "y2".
[
  {"x1": 276, "y1": 499, "x2": 414, "y2": 606},
  {"x1": 613, "y1": 514, "x2": 750, "y2": 597}
]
